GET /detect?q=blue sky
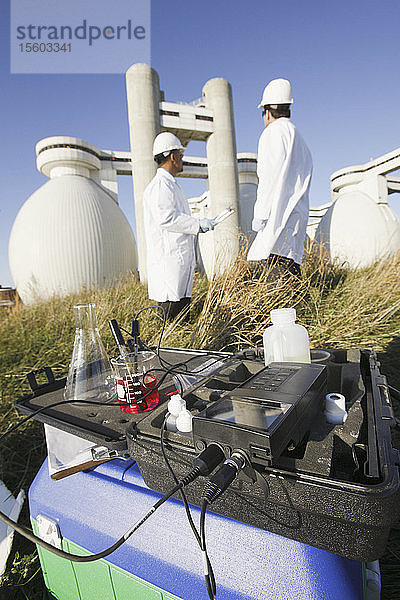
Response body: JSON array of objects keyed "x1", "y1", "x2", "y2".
[{"x1": 2, "y1": 0, "x2": 400, "y2": 286}]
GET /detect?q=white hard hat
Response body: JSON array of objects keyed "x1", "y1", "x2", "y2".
[
  {"x1": 153, "y1": 132, "x2": 184, "y2": 157},
  {"x1": 258, "y1": 78, "x2": 293, "y2": 108}
]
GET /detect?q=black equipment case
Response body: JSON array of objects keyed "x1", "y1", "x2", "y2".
[{"x1": 15, "y1": 347, "x2": 400, "y2": 562}]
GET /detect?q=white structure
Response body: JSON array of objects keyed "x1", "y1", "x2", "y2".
[
  {"x1": 187, "y1": 153, "x2": 257, "y2": 277},
  {"x1": 306, "y1": 203, "x2": 333, "y2": 241},
  {"x1": 126, "y1": 63, "x2": 241, "y2": 282},
  {"x1": 314, "y1": 148, "x2": 400, "y2": 267},
  {"x1": 9, "y1": 137, "x2": 138, "y2": 304},
  {"x1": 11, "y1": 64, "x2": 400, "y2": 304}
]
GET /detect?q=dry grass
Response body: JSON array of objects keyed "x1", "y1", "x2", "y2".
[{"x1": 189, "y1": 242, "x2": 400, "y2": 357}]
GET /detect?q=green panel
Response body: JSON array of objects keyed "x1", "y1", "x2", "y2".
[
  {"x1": 31, "y1": 518, "x2": 183, "y2": 600},
  {"x1": 31, "y1": 519, "x2": 81, "y2": 600},
  {"x1": 66, "y1": 539, "x2": 116, "y2": 600},
  {"x1": 110, "y1": 565, "x2": 163, "y2": 600}
]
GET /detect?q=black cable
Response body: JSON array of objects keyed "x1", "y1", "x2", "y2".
[
  {"x1": 160, "y1": 416, "x2": 216, "y2": 599},
  {"x1": 200, "y1": 500, "x2": 215, "y2": 600},
  {"x1": 131, "y1": 349, "x2": 225, "y2": 400},
  {"x1": 141, "y1": 347, "x2": 225, "y2": 391},
  {"x1": 199, "y1": 452, "x2": 247, "y2": 599},
  {"x1": 118, "y1": 305, "x2": 211, "y2": 394},
  {"x1": 143, "y1": 353, "x2": 225, "y2": 391},
  {"x1": 121, "y1": 304, "x2": 226, "y2": 378},
  {"x1": 0, "y1": 467, "x2": 198, "y2": 562},
  {"x1": 0, "y1": 397, "x2": 122, "y2": 444},
  {"x1": 232, "y1": 485, "x2": 302, "y2": 530},
  {"x1": 134, "y1": 305, "x2": 167, "y2": 365},
  {"x1": 160, "y1": 416, "x2": 199, "y2": 538},
  {"x1": 0, "y1": 443, "x2": 224, "y2": 564},
  {"x1": 3, "y1": 305, "x2": 226, "y2": 581}
]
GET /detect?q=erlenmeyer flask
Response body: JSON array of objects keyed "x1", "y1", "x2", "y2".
[{"x1": 64, "y1": 304, "x2": 116, "y2": 404}]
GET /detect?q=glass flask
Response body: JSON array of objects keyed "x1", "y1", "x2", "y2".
[{"x1": 64, "y1": 304, "x2": 116, "y2": 404}]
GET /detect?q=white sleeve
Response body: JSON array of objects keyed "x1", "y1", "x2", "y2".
[
  {"x1": 253, "y1": 127, "x2": 286, "y2": 221},
  {"x1": 156, "y1": 181, "x2": 200, "y2": 235}
]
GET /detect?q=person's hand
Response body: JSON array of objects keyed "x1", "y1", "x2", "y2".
[
  {"x1": 199, "y1": 218, "x2": 215, "y2": 233},
  {"x1": 252, "y1": 218, "x2": 266, "y2": 232}
]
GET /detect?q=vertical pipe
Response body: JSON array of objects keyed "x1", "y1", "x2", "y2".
[
  {"x1": 202, "y1": 78, "x2": 240, "y2": 275},
  {"x1": 238, "y1": 168, "x2": 258, "y2": 240},
  {"x1": 126, "y1": 63, "x2": 161, "y2": 282}
]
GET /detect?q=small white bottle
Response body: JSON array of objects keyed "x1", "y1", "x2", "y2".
[
  {"x1": 176, "y1": 409, "x2": 193, "y2": 434},
  {"x1": 166, "y1": 394, "x2": 186, "y2": 432},
  {"x1": 263, "y1": 308, "x2": 311, "y2": 366}
]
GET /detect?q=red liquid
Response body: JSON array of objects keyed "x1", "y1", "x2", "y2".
[{"x1": 115, "y1": 374, "x2": 159, "y2": 414}]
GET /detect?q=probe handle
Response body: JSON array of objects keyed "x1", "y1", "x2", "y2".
[{"x1": 109, "y1": 319, "x2": 130, "y2": 356}]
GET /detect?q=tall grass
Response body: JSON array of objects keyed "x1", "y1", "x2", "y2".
[
  {"x1": 0, "y1": 244, "x2": 399, "y2": 599},
  {"x1": 191, "y1": 242, "x2": 400, "y2": 355}
]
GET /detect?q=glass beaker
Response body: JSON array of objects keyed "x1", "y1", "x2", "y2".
[
  {"x1": 111, "y1": 351, "x2": 159, "y2": 414},
  {"x1": 64, "y1": 304, "x2": 116, "y2": 405}
]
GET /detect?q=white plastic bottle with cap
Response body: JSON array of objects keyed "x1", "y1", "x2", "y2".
[
  {"x1": 176, "y1": 409, "x2": 193, "y2": 434},
  {"x1": 166, "y1": 394, "x2": 186, "y2": 432},
  {"x1": 263, "y1": 308, "x2": 311, "y2": 366}
]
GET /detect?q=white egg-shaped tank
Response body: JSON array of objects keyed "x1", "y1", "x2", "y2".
[
  {"x1": 9, "y1": 137, "x2": 138, "y2": 303},
  {"x1": 315, "y1": 186, "x2": 400, "y2": 268}
]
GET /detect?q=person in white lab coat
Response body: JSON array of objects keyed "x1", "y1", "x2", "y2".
[
  {"x1": 143, "y1": 132, "x2": 214, "y2": 320},
  {"x1": 247, "y1": 79, "x2": 312, "y2": 278}
]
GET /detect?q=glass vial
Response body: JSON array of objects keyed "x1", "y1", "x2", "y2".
[{"x1": 64, "y1": 304, "x2": 115, "y2": 404}]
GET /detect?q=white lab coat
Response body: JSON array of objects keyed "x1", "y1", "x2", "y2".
[
  {"x1": 247, "y1": 118, "x2": 312, "y2": 264},
  {"x1": 143, "y1": 168, "x2": 200, "y2": 302}
]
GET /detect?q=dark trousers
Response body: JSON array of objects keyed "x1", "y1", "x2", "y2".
[
  {"x1": 158, "y1": 297, "x2": 191, "y2": 321},
  {"x1": 252, "y1": 254, "x2": 301, "y2": 279}
]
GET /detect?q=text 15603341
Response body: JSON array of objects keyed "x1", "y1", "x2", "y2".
[{"x1": 19, "y1": 43, "x2": 72, "y2": 52}]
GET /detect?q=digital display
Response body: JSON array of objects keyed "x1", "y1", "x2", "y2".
[{"x1": 204, "y1": 396, "x2": 291, "y2": 431}]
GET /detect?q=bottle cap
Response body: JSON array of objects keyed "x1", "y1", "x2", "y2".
[
  {"x1": 168, "y1": 394, "x2": 186, "y2": 416},
  {"x1": 270, "y1": 308, "x2": 296, "y2": 325}
]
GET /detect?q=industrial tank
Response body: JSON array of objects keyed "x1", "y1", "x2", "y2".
[
  {"x1": 9, "y1": 137, "x2": 138, "y2": 304},
  {"x1": 315, "y1": 162, "x2": 400, "y2": 268}
]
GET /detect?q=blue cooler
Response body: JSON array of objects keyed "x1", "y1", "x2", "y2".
[{"x1": 29, "y1": 458, "x2": 366, "y2": 600}]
